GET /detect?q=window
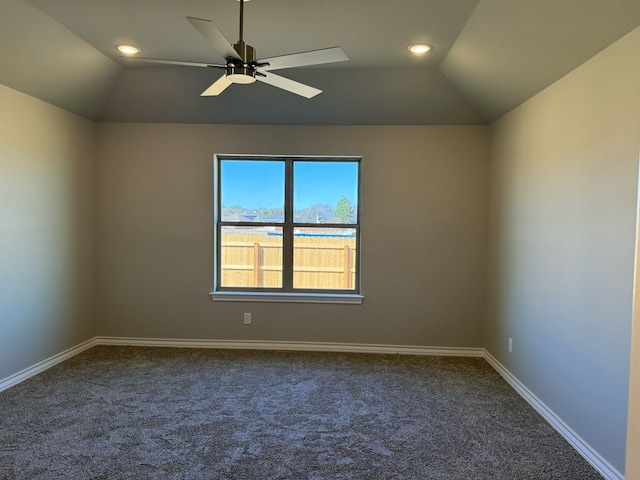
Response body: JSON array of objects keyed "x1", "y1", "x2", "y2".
[{"x1": 212, "y1": 155, "x2": 362, "y2": 303}]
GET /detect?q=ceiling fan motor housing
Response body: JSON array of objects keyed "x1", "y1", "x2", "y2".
[
  {"x1": 233, "y1": 41, "x2": 255, "y2": 63},
  {"x1": 228, "y1": 41, "x2": 257, "y2": 83}
]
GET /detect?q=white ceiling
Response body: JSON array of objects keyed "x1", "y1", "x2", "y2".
[{"x1": 2, "y1": 0, "x2": 640, "y2": 124}]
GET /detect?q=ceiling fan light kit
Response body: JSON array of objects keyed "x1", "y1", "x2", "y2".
[
  {"x1": 227, "y1": 68, "x2": 256, "y2": 84},
  {"x1": 124, "y1": 0, "x2": 348, "y2": 98}
]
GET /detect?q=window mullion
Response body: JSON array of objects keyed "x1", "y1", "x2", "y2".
[{"x1": 282, "y1": 158, "x2": 294, "y2": 291}]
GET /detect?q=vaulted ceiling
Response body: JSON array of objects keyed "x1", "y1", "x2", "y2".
[{"x1": 2, "y1": 0, "x2": 640, "y2": 125}]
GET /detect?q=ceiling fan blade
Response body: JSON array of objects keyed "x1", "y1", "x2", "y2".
[
  {"x1": 201, "y1": 74, "x2": 233, "y2": 96},
  {"x1": 187, "y1": 16, "x2": 241, "y2": 62},
  {"x1": 258, "y1": 47, "x2": 348, "y2": 72},
  {"x1": 122, "y1": 57, "x2": 226, "y2": 68},
  {"x1": 256, "y1": 72, "x2": 322, "y2": 98}
]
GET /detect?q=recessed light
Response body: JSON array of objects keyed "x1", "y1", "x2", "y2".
[
  {"x1": 116, "y1": 45, "x2": 141, "y2": 55},
  {"x1": 407, "y1": 44, "x2": 432, "y2": 55}
]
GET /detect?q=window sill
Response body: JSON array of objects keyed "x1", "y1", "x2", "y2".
[{"x1": 209, "y1": 291, "x2": 364, "y2": 305}]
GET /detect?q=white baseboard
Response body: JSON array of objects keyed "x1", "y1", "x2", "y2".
[
  {"x1": 483, "y1": 351, "x2": 623, "y2": 480},
  {"x1": 94, "y1": 336, "x2": 485, "y2": 357},
  {"x1": 0, "y1": 337, "x2": 97, "y2": 393}
]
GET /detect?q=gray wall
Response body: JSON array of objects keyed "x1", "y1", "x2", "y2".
[
  {"x1": 627, "y1": 208, "x2": 640, "y2": 479},
  {"x1": 486, "y1": 26, "x2": 640, "y2": 473},
  {"x1": 93, "y1": 124, "x2": 490, "y2": 347},
  {"x1": 0, "y1": 84, "x2": 95, "y2": 380}
]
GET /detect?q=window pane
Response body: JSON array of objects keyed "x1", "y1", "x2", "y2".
[
  {"x1": 221, "y1": 160, "x2": 284, "y2": 223},
  {"x1": 293, "y1": 161, "x2": 358, "y2": 224},
  {"x1": 293, "y1": 227, "x2": 357, "y2": 290},
  {"x1": 220, "y1": 226, "x2": 283, "y2": 288}
]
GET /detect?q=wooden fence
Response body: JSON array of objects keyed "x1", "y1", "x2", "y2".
[{"x1": 220, "y1": 232, "x2": 356, "y2": 289}]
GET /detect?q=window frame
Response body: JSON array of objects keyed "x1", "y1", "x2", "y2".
[{"x1": 211, "y1": 154, "x2": 363, "y2": 304}]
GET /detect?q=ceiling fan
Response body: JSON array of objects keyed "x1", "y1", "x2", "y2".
[{"x1": 126, "y1": 0, "x2": 348, "y2": 98}]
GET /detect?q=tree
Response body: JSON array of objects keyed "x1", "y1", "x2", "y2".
[
  {"x1": 334, "y1": 196, "x2": 355, "y2": 223},
  {"x1": 223, "y1": 205, "x2": 246, "y2": 215},
  {"x1": 255, "y1": 207, "x2": 284, "y2": 218},
  {"x1": 295, "y1": 203, "x2": 335, "y2": 223}
]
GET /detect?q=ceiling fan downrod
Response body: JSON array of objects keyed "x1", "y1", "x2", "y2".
[
  {"x1": 239, "y1": 0, "x2": 244, "y2": 45},
  {"x1": 232, "y1": 0, "x2": 255, "y2": 64},
  {"x1": 227, "y1": 0, "x2": 256, "y2": 83}
]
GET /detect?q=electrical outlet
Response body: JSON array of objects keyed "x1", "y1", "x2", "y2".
[
  {"x1": 243, "y1": 312, "x2": 251, "y2": 325},
  {"x1": 508, "y1": 337, "x2": 513, "y2": 353}
]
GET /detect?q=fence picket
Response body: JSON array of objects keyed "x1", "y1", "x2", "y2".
[{"x1": 220, "y1": 233, "x2": 355, "y2": 289}]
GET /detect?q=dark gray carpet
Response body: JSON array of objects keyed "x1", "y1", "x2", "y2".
[{"x1": 0, "y1": 346, "x2": 602, "y2": 479}]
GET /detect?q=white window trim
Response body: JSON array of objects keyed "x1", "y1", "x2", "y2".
[
  {"x1": 212, "y1": 154, "x2": 362, "y2": 297},
  {"x1": 210, "y1": 291, "x2": 364, "y2": 305}
]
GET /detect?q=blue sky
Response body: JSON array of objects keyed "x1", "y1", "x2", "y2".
[{"x1": 221, "y1": 160, "x2": 358, "y2": 210}]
